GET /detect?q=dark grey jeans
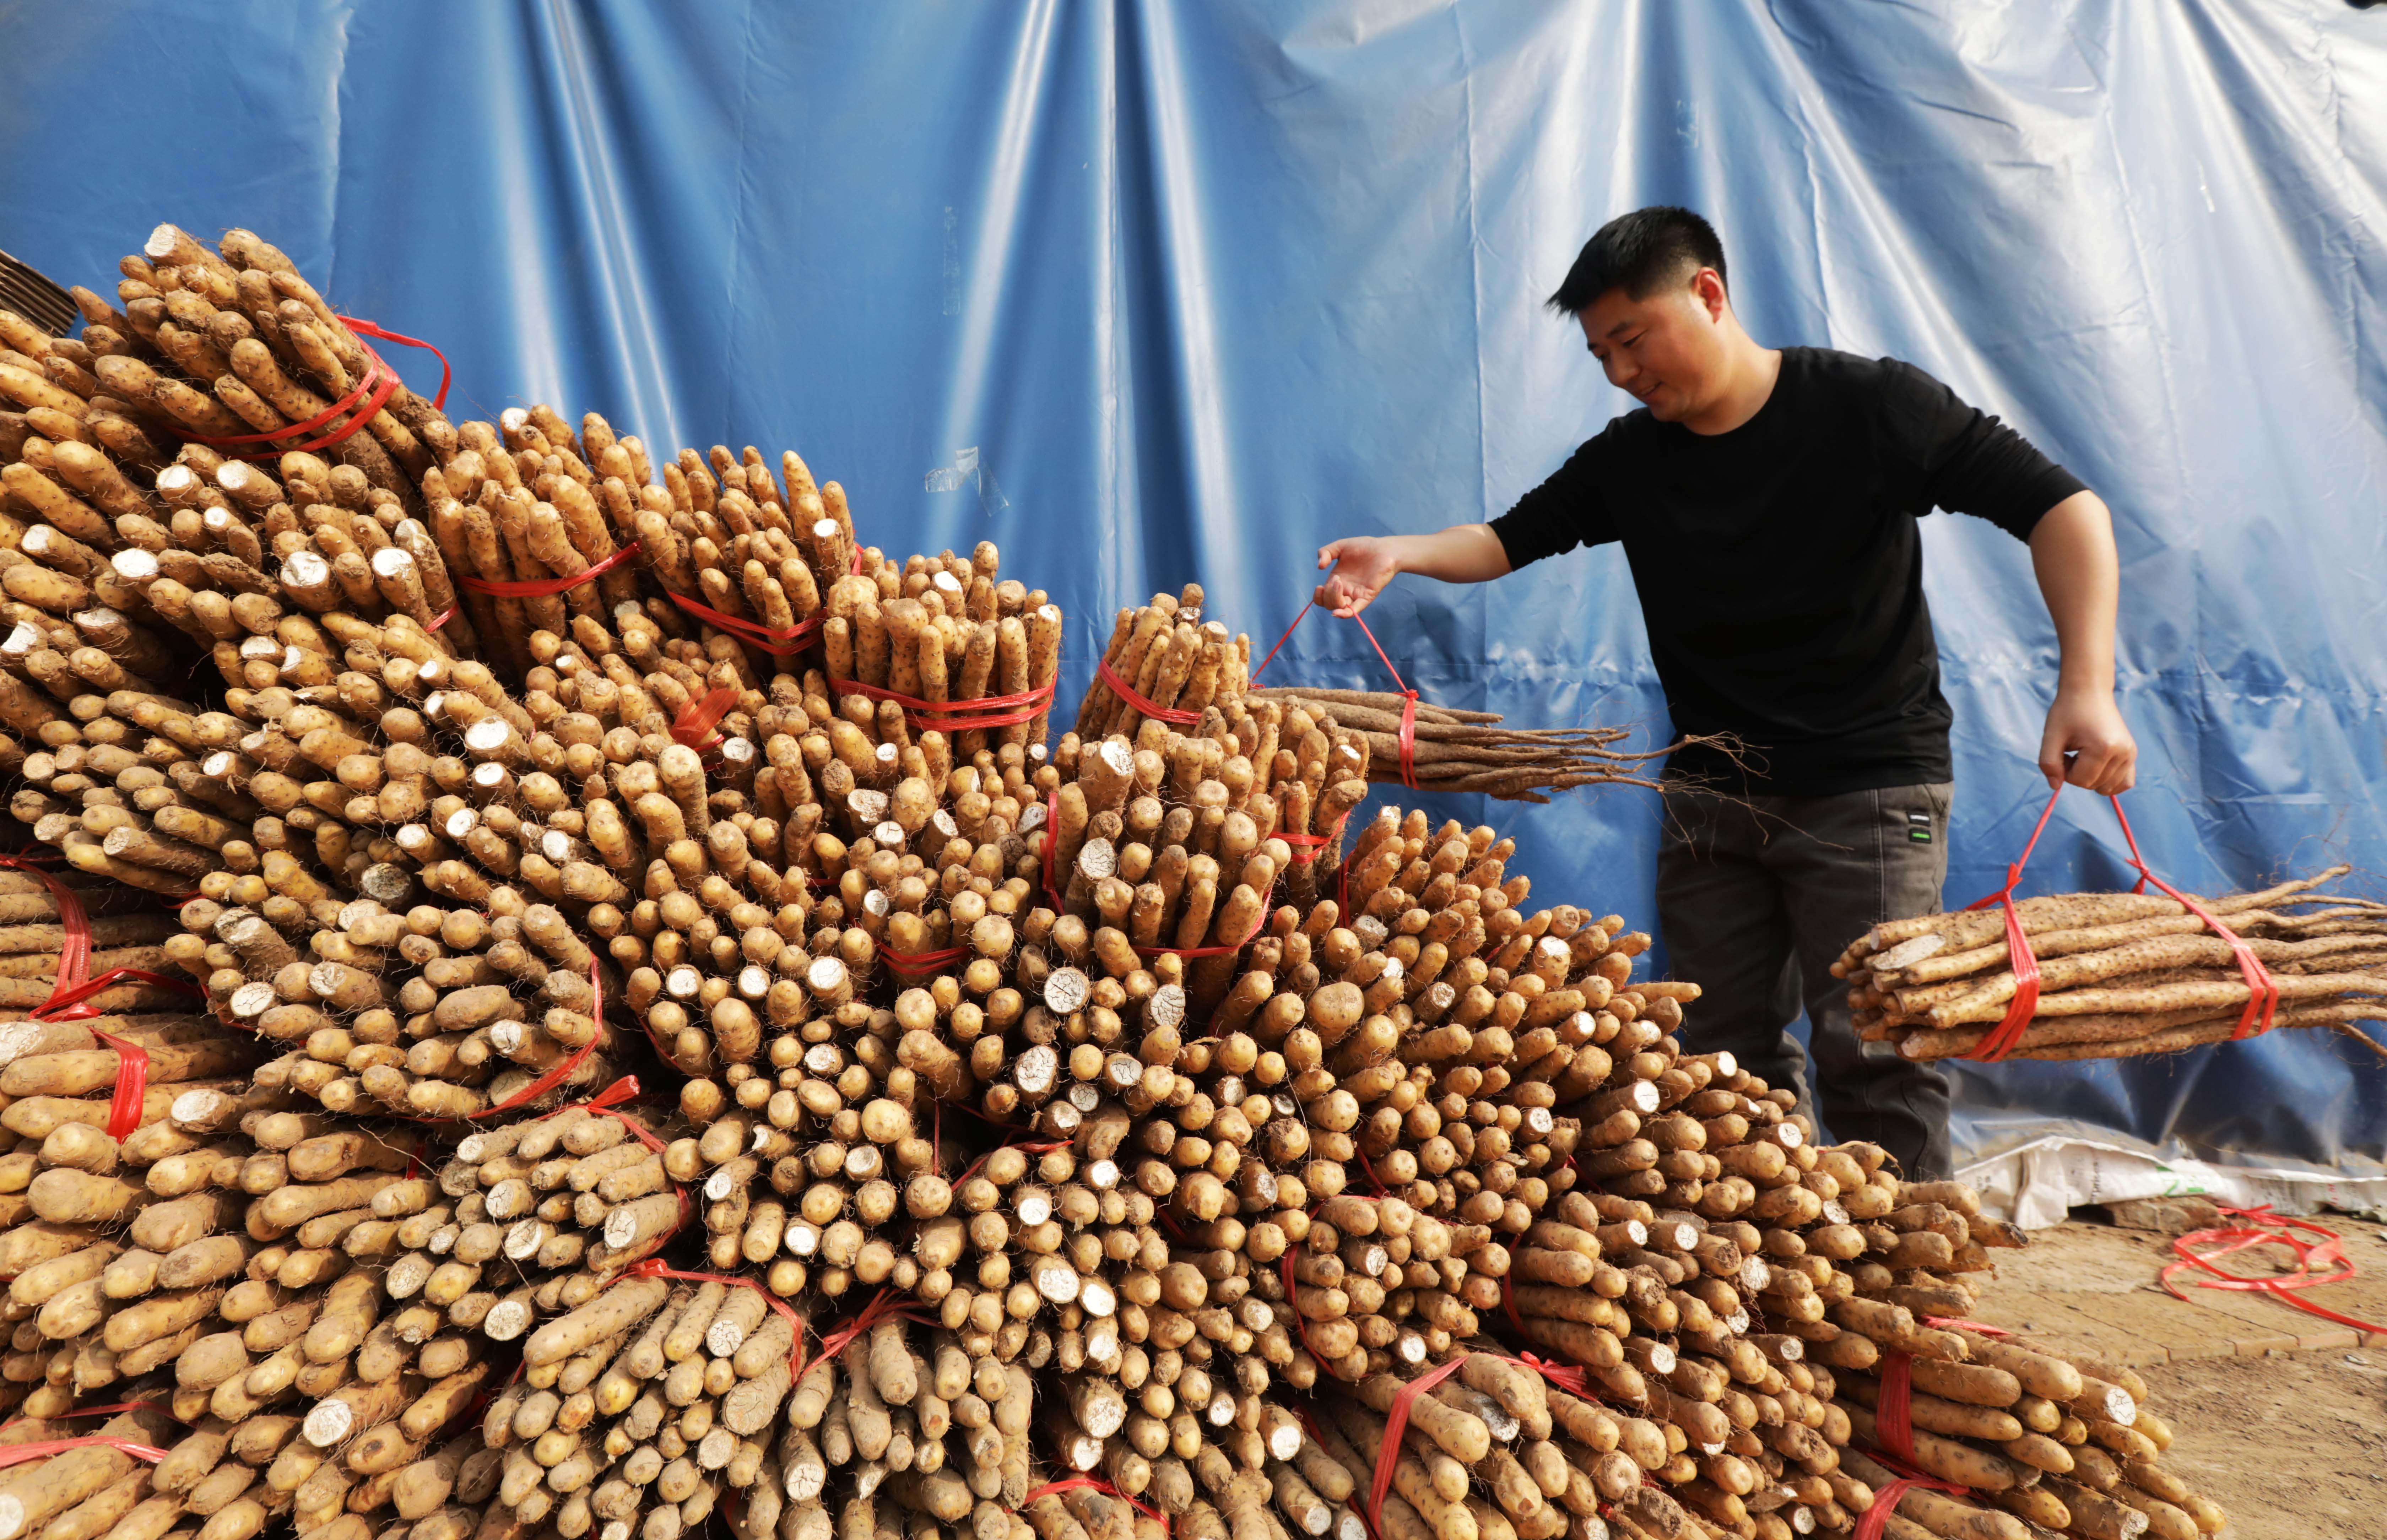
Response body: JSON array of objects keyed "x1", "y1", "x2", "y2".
[{"x1": 1656, "y1": 781, "x2": 1955, "y2": 1179}]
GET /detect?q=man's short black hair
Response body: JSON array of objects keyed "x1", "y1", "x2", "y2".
[{"x1": 1547, "y1": 207, "x2": 1727, "y2": 314}]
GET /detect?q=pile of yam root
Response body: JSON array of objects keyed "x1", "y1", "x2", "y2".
[{"x1": 0, "y1": 223, "x2": 2228, "y2": 1540}]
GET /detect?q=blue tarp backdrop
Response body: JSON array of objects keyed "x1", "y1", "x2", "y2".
[{"x1": 3, "y1": 1, "x2": 2383, "y2": 1171}]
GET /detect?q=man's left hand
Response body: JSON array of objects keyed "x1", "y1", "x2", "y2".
[{"x1": 2040, "y1": 688, "x2": 2138, "y2": 793}]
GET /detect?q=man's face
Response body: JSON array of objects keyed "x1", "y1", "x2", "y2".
[{"x1": 1576, "y1": 268, "x2": 1728, "y2": 424}]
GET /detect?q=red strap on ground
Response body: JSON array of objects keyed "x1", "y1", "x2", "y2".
[
  {"x1": 2108, "y1": 794, "x2": 2279, "y2": 1038},
  {"x1": 611, "y1": 1257, "x2": 811, "y2": 1379},
  {"x1": 1251, "y1": 600, "x2": 1420, "y2": 788},
  {"x1": 1877, "y1": 1351, "x2": 1918, "y2": 1465},
  {"x1": 833, "y1": 677, "x2": 1054, "y2": 733},
  {"x1": 669, "y1": 591, "x2": 830, "y2": 657},
  {"x1": 341, "y1": 317, "x2": 453, "y2": 409},
  {"x1": 1852, "y1": 1448, "x2": 1967, "y2": 1540},
  {"x1": 877, "y1": 941, "x2": 969, "y2": 978},
  {"x1": 1096, "y1": 656, "x2": 1201, "y2": 726},
  {"x1": 1368, "y1": 1357, "x2": 1469, "y2": 1537},
  {"x1": 458, "y1": 539, "x2": 643, "y2": 598},
  {"x1": 1023, "y1": 1475, "x2": 1171, "y2": 1535},
  {"x1": 462, "y1": 958, "x2": 605, "y2": 1119},
  {"x1": 670, "y1": 685, "x2": 742, "y2": 752},
  {"x1": 0, "y1": 1433, "x2": 169, "y2": 1469},
  {"x1": 2162, "y1": 1204, "x2": 2387, "y2": 1335},
  {"x1": 1956, "y1": 783, "x2": 2062, "y2": 1063}
]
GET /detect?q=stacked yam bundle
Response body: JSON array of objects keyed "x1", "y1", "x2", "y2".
[
  {"x1": 0, "y1": 216, "x2": 2240, "y2": 1540},
  {"x1": 1835, "y1": 864, "x2": 2387, "y2": 1061}
]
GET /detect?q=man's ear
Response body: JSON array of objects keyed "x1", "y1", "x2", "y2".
[{"x1": 1693, "y1": 267, "x2": 1728, "y2": 322}]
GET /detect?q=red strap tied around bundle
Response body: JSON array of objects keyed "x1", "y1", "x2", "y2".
[
  {"x1": 1498, "y1": 1271, "x2": 1529, "y2": 1339},
  {"x1": 1851, "y1": 1447, "x2": 1967, "y2": 1540},
  {"x1": 1960, "y1": 786, "x2": 2277, "y2": 1061},
  {"x1": 541, "y1": 1075, "x2": 689, "y2": 1237},
  {"x1": 1290, "y1": 1408, "x2": 1382, "y2": 1540},
  {"x1": 0, "y1": 857, "x2": 204, "y2": 1093},
  {"x1": 670, "y1": 685, "x2": 744, "y2": 753},
  {"x1": 1251, "y1": 599, "x2": 1420, "y2": 791},
  {"x1": 877, "y1": 940, "x2": 970, "y2": 979},
  {"x1": 1279, "y1": 815, "x2": 1348, "y2": 867},
  {"x1": 1353, "y1": 1143, "x2": 1390, "y2": 1199},
  {"x1": 0, "y1": 1433, "x2": 170, "y2": 1470},
  {"x1": 669, "y1": 591, "x2": 832, "y2": 657},
  {"x1": 1367, "y1": 1357, "x2": 1469, "y2": 1538},
  {"x1": 2161, "y1": 1203, "x2": 2387, "y2": 1336},
  {"x1": 458, "y1": 958, "x2": 606, "y2": 1121},
  {"x1": 1022, "y1": 1475, "x2": 1172, "y2": 1535},
  {"x1": 1, "y1": 1400, "x2": 179, "y2": 1427},
  {"x1": 1040, "y1": 791, "x2": 1065, "y2": 912},
  {"x1": 458, "y1": 539, "x2": 644, "y2": 598},
  {"x1": 2107, "y1": 793, "x2": 2279, "y2": 1039},
  {"x1": 610, "y1": 1257, "x2": 812, "y2": 1378},
  {"x1": 425, "y1": 605, "x2": 458, "y2": 634},
  {"x1": 832, "y1": 676, "x2": 1055, "y2": 734},
  {"x1": 1096, "y1": 657, "x2": 1202, "y2": 727},
  {"x1": 1506, "y1": 1351, "x2": 1593, "y2": 1400},
  {"x1": 182, "y1": 315, "x2": 446, "y2": 459},
  {"x1": 1877, "y1": 1351, "x2": 1918, "y2": 1465},
  {"x1": 814, "y1": 1286, "x2": 938, "y2": 1371},
  {"x1": 1922, "y1": 1317, "x2": 2010, "y2": 1336}
]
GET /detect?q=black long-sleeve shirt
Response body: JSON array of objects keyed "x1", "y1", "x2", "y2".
[{"x1": 1489, "y1": 348, "x2": 2086, "y2": 794}]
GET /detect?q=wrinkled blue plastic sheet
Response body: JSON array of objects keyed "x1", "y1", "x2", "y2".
[{"x1": 2, "y1": 1, "x2": 2382, "y2": 1173}]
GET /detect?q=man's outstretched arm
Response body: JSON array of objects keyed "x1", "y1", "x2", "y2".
[
  {"x1": 1313, "y1": 525, "x2": 1513, "y2": 616},
  {"x1": 2030, "y1": 489, "x2": 2137, "y2": 793}
]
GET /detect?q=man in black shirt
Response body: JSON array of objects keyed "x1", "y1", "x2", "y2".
[{"x1": 1314, "y1": 208, "x2": 2135, "y2": 1178}]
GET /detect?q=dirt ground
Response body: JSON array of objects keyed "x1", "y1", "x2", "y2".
[
  {"x1": 1969, "y1": 1211, "x2": 2387, "y2": 1538},
  {"x1": 2136, "y1": 1351, "x2": 2387, "y2": 1540}
]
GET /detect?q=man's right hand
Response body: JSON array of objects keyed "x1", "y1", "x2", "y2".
[{"x1": 1315, "y1": 536, "x2": 1402, "y2": 616}]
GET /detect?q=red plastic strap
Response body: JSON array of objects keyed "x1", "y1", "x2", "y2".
[
  {"x1": 1096, "y1": 657, "x2": 1201, "y2": 726},
  {"x1": 182, "y1": 322, "x2": 406, "y2": 458},
  {"x1": 833, "y1": 676, "x2": 1055, "y2": 733},
  {"x1": 1923, "y1": 1317, "x2": 2010, "y2": 1336},
  {"x1": 89, "y1": 1028, "x2": 147, "y2": 1140},
  {"x1": 1877, "y1": 1351, "x2": 1917, "y2": 1465},
  {"x1": 610, "y1": 1258, "x2": 811, "y2": 1379},
  {"x1": 1280, "y1": 816, "x2": 1348, "y2": 867},
  {"x1": 1023, "y1": 1475, "x2": 1171, "y2": 1535},
  {"x1": 1368, "y1": 1357, "x2": 1469, "y2": 1537},
  {"x1": 425, "y1": 605, "x2": 458, "y2": 634},
  {"x1": 814, "y1": 1285, "x2": 938, "y2": 1369},
  {"x1": 1499, "y1": 1271, "x2": 1528, "y2": 1339},
  {"x1": 458, "y1": 539, "x2": 643, "y2": 598},
  {"x1": 1041, "y1": 792, "x2": 1064, "y2": 912},
  {"x1": 0, "y1": 1433, "x2": 169, "y2": 1470},
  {"x1": 464, "y1": 958, "x2": 605, "y2": 1119},
  {"x1": 2161, "y1": 1204, "x2": 2387, "y2": 1336},
  {"x1": 341, "y1": 317, "x2": 453, "y2": 410},
  {"x1": 878, "y1": 941, "x2": 969, "y2": 978},
  {"x1": 2107, "y1": 793, "x2": 2279, "y2": 1039},
  {"x1": 1956, "y1": 784, "x2": 2063, "y2": 1063},
  {"x1": 1960, "y1": 786, "x2": 2280, "y2": 1059},
  {"x1": 36, "y1": 967, "x2": 205, "y2": 1023},
  {"x1": 1353, "y1": 1143, "x2": 1390, "y2": 1199},
  {"x1": 669, "y1": 590, "x2": 830, "y2": 657},
  {"x1": 670, "y1": 685, "x2": 742, "y2": 752},
  {"x1": 1852, "y1": 1452, "x2": 1967, "y2": 1540},
  {"x1": 1507, "y1": 1351, "x2": 1593, "y2": 1400},
  {"x1": 1250, "y1": 600, "x2": 1420, "y2": 788}
]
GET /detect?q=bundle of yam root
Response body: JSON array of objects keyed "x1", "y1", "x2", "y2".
[
  {"x1": 0, "y1": 220, "x2": 2230, "y2": 1540},
  {"x1": 1838, "y1": 863, "x2": 2387, "y2": 1062},
  {"x1": 1074, "y1": 592, "x2": 1687, "y2": 804}
]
